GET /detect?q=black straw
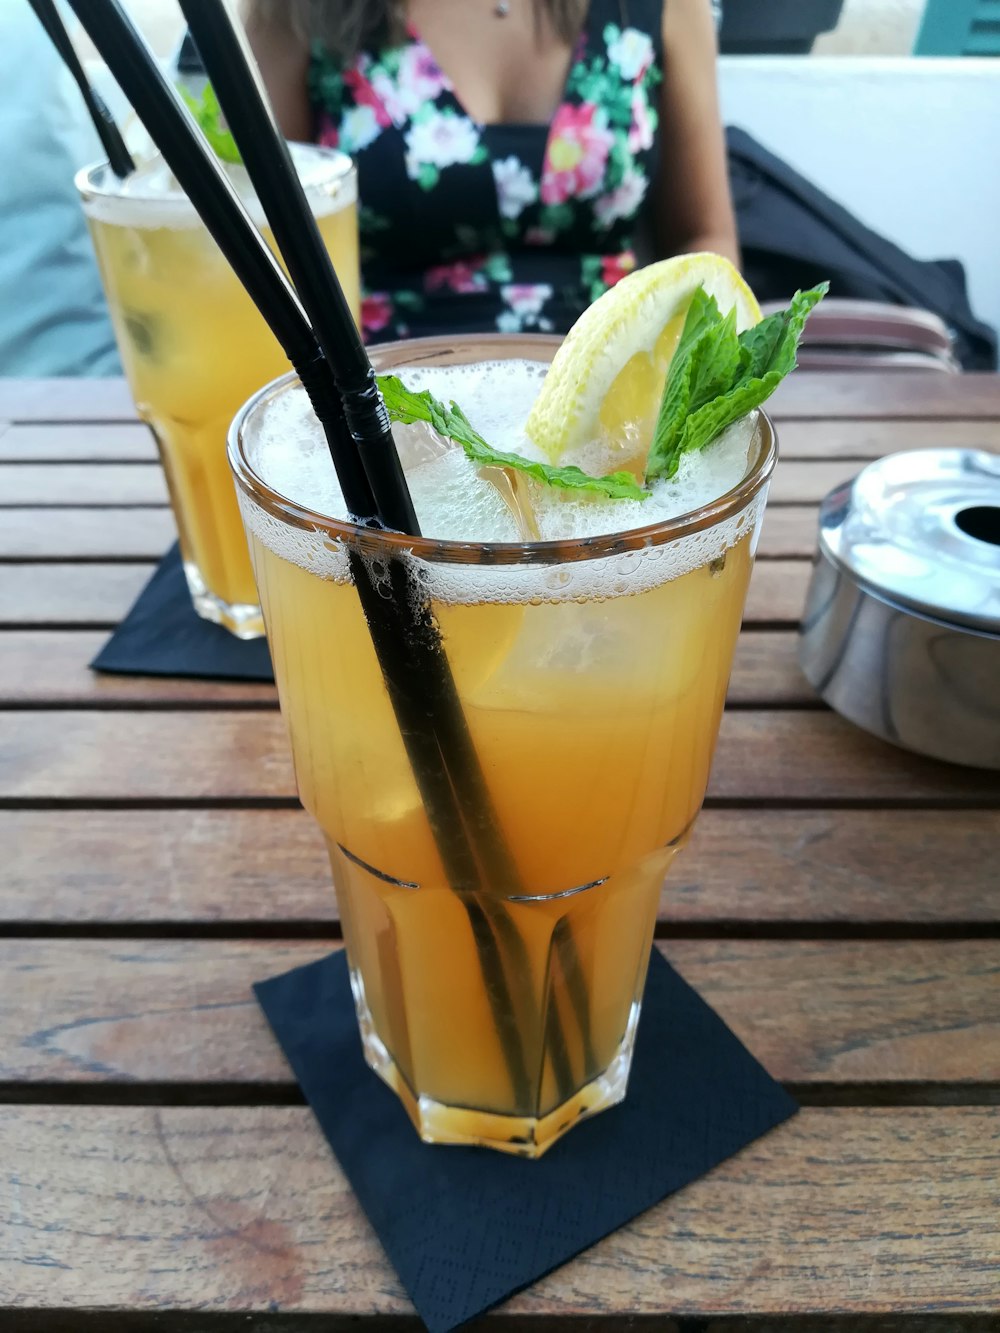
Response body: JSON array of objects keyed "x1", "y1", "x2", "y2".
[
  {"x1": 29, "y1": 0, "x2": 135, "y2": 178},
  {"x1": 178, "y1": 1, "x2": 420, "y2": 537}
]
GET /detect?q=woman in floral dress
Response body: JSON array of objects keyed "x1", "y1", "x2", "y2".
[{"x1": 247, "y1": 0, "x2": 737, "y2": 343}]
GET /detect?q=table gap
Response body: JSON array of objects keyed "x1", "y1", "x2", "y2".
[
  {"x1": 0, "y1": 921, "x2": 997, "y2": 942},
  {"x1": 2, "y1": 1081, "x2": 996, "y2": 1110}
]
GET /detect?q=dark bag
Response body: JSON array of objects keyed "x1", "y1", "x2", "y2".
[{"x1": 727, "y1": 126, "x2": 998, "y2": 370}]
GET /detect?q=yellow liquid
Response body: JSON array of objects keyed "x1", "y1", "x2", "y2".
[
  {"x1": 248, "y1": 523, "x2": 754, "y2": 1153},
  {"x1": 86, "y1": 187, "x2": 359, "y2": 635}
]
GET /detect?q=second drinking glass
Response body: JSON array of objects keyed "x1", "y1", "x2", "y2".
[{"x1": 78, "y1": 145, "x2": 360, "y2": 638}]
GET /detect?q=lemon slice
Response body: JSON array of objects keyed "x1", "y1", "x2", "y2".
[{"x1": 526, "y1": 253, "x2": 761, "y2": 477}]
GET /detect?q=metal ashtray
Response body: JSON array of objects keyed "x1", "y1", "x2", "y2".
[{"x1": 799, "y1": 448, "x2": 1000, "y2": 769}]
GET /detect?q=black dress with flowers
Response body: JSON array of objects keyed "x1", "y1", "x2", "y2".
[{"x1": 308, "y1": 1, "x2": 664, "y2": 343}]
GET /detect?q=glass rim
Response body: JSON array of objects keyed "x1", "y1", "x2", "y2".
[
  {"x1": 228, "y1": 332, "x2": 778, "y2": 568},
  {"x1": 74, "y1": 142, "x2": 356, "y2": 206}
]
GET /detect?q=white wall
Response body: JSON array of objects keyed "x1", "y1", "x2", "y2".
[{"x1": 718, "y1": 57, "x2": 1000, "y2": 342}]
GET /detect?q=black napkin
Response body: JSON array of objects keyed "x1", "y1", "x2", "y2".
[
  {"x1": 255, "y1": 947, "x2": 797, "y2": 1333},
  {"x1": 91, "y1": 544, "x2": 273, "y2": 680}
]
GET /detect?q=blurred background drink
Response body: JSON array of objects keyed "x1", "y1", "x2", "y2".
[
  {"x1": 78, "y1": 146, "x2": 359, "y2": 637},
  {"x1": 230, "y1": 336, "x2": 774, "y2": 1156}
]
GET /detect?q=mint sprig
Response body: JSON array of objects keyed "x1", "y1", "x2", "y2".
[
  {"x1": 377, "y1": 375, "x2": 649, "y2": 502},
  {"x1": 376, "y1": 280, "x2": 826, "y2": 504},
  {"x1": 178, "y1": 84, "x2": 242, "y2": 165},
  {"x1": 646, "y1": 281, "x2": 829, "y2": 482}
]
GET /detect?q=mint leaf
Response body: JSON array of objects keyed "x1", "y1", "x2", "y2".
[
  {"x1": 688, "y1": 306, "x2": 743, "y2": 412},
  {"x1": 749, "y1": 281, "x2": 830, "y2": 379},
  {"x1": 647, "y1": 282, "x2": 828, "y2": 481},
  {"x1": 378, "y1": 375, "x2": 649, "y2": 503},
  {"x1": 738, "y1": 308, "x2": 788, "y2": 380},
  {"x1": 646, "y1": 290, "x2": 724, "y2": 480},
  {"x1": 178, "y1": 84, "x2": 242, "y2": 165},
  {"x1": 674, "y1": 285, "x2": 724, "y2": 364}
]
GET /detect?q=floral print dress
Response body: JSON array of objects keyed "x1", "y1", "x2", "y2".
[{"x1": 308, "y1": 1, "x2": 664, "y2": 342}]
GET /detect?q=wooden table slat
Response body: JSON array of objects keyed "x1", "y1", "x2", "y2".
[
  {"x1": 0, "y1": 563, "x2": 154, "y2": 626},
  {"x1": 0, "y1": 422, "x2": 155, "y2": 461},
  {"x1": 5, "y1": 371, "x2": 999, "y2": 422},
  {"x1": 0, "y1": 458, "x2": 889, "y2": 511},
  {"x1": 0, "y1": 463, "x2": 168, "y2": 506},
  {"x1": 0, "y1": 505, "x2": 821, "y2": 559},
  {"x1": 0, "y1": 508, "x2": 176, "y2": 559},
  {"x1": 0, "y1": 560, "x2": 816, "y2": 629},
  {"x1": 0, "y1": 505, "x2": 833, "y2": 561},
  {"x1": 4, "y1": 415, "x2": 997, "y2": 466},
  {"x1": 3, "y1": 452, "x2": 997, "y2": 509},
  {"x1": 770, "y1": 370, "x2": 1000, "y2": 419},
  {"x1": 775, "y1": 415, "x2": 1000, "y2": 459},
  {"x1": 3, "y1": 807, "x2": 998, "y2": 926},
  {"x1": 0, "y1": 628, "x2": 816, "y2": 707},
  {"x1": 2, "y1": 938, "x2": 997, "y2": 1087},
  {"x1": 0, "y1": 378, "x2": 138, "y2": 421},
  {"x1": 3, "y1": 708, "x2": 999, "y2": 803},
  {"x1": 2, "y1": 1105, "x2": 998, "y2": 1317}
]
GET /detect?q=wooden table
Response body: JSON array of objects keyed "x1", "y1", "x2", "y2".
[{"x1": 2, "y1": 372, "x2": 999, "y2": 1330}]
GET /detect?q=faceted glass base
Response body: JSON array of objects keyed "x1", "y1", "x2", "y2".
[
  {"x1": 350, "y1": 963, "x2": 640, "y2": 1159},
  {"x1": 183, "y1": 558, "x2": 264, "y2": 640}
]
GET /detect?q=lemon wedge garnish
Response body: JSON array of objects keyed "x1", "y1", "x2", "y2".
[{"x1": 525, "y1": 253, "x2": 761, "y2": 479}]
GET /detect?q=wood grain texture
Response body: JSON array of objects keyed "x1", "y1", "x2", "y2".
[
  {"x1": 0, "y1": 378, "x2": 137, "y2": 421},
  {"x1": 755, "y1": 506, "x2": 821, "y2": 558},
  {"x1": 744, "y1": 559, "x2": 811, "y2": 624},
  {"x1": 0, "y1": 422, "x2": 155, "y2": 461},
  {"x1": 0, "y1": 629, "x2": 812, "y2": 706},
  {"x1": 5, "y1": 416, "x2": 996, "y2": 466},
  {"x1": 776, "y1": 416, "x2": 1000, "y2": 459},
  {"x1": 0, "y1": 458, "x2": 866, "y2": 510},
  {"x1": 2, "y1": 1105, "x2": 997, "y2": 1316},
  {"x1": 673, "y1": 808, "x2": 1000, "y2": 924},
  {"x1": 4, "y1": 709, "x2": 998, "y2": 803},
  {"x1": 0, "y1": 505, "x2": 816, "y2": 560},
  {"x1": 0, "y1": 464, "x2": 167, "y2": 506},
  {"x1": 0, "y1": 563, "x2": 154, "y2": 627},
  {"x1": 770, "y1": 370, "x2": 1000, "y2": 419},
  {"x1": 0, "y1": 631, "x2": 278, "y2": 705},
  {"x1": 2, "y1": 808, "x2": 997, "y2": 926},
  {"x1": 5, "y1": 415, "x2": 998, "y2": 470},
  {"x1": 5, "y1": 373, "x2": 997, "y2": 424},
  {"x1": 2, "y1": 455, "x2": 988, "y2": 513},
  {"x1": 769, "y1": 460, "x2": 864, "y2": 504},
  {"x1": 0, "y1": 508, "x2": 175, "y2": 559},
  {"x1": 729, "y1": 630, "x2": 815, "y2": 703},
  {"x1": 0, "y1": 561, "x2": 819, "y2": 630},
  {"x1": 2, "y1": 938, "x2": 996, "y2": 1086},
  {"x1": 0, "y1": 808, "x2": 330, "y2": 923}
]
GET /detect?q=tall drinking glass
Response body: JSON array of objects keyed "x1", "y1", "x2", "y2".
[
  {"x1": 77, "y1": 147, "x2": 359, "y2": 638},
  {"x1": 230, "y1": 336, "x2": 775, "y2": 1156}
]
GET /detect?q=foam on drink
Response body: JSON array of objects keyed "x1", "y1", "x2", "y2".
[
  {"x1": 237, "y1": 359, "x2": 767, "y2": 603},
  {"x1": 79, "y1": 144, "x2": 356, "y2": 230}
]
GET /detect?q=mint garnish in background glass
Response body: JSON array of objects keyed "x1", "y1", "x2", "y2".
[{"x1": 178, "y1": 84, "x2": 242, "y2": 165}]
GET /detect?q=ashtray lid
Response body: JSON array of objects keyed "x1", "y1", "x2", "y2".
[{"x1": 819, "y1": 448, "x2": 1000, "y2": 633}]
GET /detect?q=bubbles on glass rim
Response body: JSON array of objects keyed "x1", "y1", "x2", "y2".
[
  {"x1": 238, "y1": 359, "x2": 764, "y2": 603},
  {"x1": 79, "y1": 143, "x2": 355, "y2": 229}
]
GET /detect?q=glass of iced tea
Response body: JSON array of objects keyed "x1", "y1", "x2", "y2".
[
  {"x1": 229, "y1": 333, "x2": 774, "y2": 1156},
  {"x1": 77, "y1": 146, "x2": 359, "y2": 638}
]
